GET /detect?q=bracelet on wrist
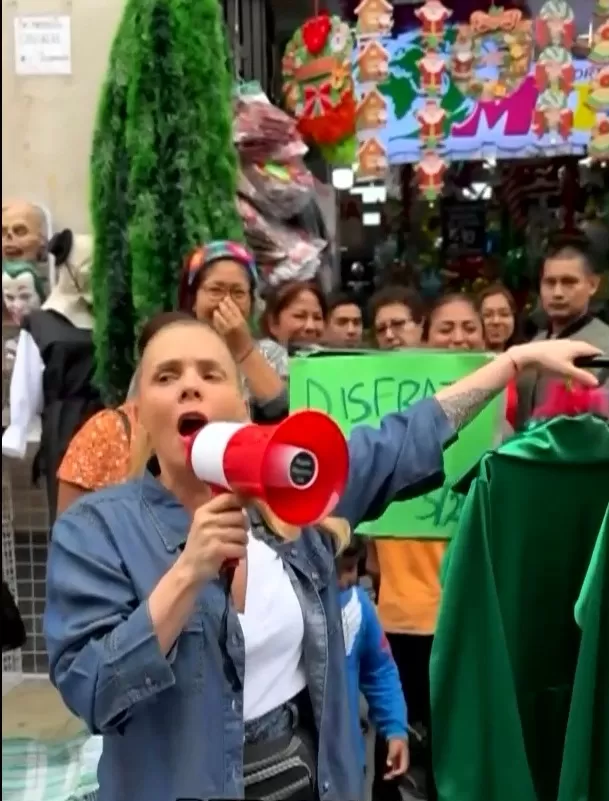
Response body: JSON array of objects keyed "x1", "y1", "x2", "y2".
[{"x1": 237, "y1": 344, "x2": 255, "y2": 364}]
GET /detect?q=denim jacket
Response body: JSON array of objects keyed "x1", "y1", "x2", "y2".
[{"x1": 44, "y1": 398, "x2": 454, "y2": 801}]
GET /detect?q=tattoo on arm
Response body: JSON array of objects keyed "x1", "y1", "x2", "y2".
[{"x1": 437, "y1": 389, "x2": 500, "y2": 432}]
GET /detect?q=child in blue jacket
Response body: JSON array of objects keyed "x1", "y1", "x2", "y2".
[{"x1": 337, "y1": 538, "x2": 409, "y2": 780}]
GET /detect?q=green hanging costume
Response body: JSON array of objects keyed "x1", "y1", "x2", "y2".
[{"x1": 430, "y1": 415, "x2": 609, "y2": 801}]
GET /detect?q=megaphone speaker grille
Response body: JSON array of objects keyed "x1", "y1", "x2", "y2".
[{"x1": 263, "y1": 410, "x2": 349, "y2": 526}]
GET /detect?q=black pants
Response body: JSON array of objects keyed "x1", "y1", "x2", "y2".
[{"x1": 372, "y1": 633, "x2": 437, "y2": 801}]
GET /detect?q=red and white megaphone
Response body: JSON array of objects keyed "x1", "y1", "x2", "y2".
[{"x1": 183, "y1": 410, "x2": 349, "y2": 526}]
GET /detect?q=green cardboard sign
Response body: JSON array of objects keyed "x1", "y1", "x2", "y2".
[{"x1": 289, "y1": 349, "x2": 503, "y2": 539}]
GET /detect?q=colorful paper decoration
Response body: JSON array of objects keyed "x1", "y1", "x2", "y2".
[
  {"x1": 354, "y1": 0, "x2": 393, "y2": 39},
  {"x1": 415, "y1": 151, "x2": 448, "y2": 202},
  {"x1": 414, "y1": 1, "x2": 452, "y2": 50},
  {"x1": 282, "y1": 13, "x2": 356, "y2": 164},
  {"x1": 535, "y1": 1, "x2": 575, "y2": 48},
  {"x1": 449, "y1": 7, "x2": 533, "y2": 100},
  {"x1": 588, "y1": 66, "x2": 609, "y2": 110},
  {"x1": 417, "y1": 52, "x2": 446, "y2": 95},
  {"x1": 416, "y1": 100, "x2": 447, "y2": 148},
  {"x1": 357, "y1": 40, "x2": 390, "y2": 82},
  {"x1": 589, "y1": 8, "x2": 609, "y2": 159},
  {"x1": 589, "y1": 21, "x2": 609, "y2": 63},
  {"x1": 533, "y1": 1, "x2": 575, "y2": 143},
  {"x1": 413, "y1": 3, "x2": 449, "y2": 199},
  {"x1": 356, "y1": 137, "x2": 389, "y2": 179},
  {"x1": 535, "y1": 46, "x2": 574, "y2": 92},
  {"x1": 354, "y1": 0, "x2": 393, "y2": 179}
]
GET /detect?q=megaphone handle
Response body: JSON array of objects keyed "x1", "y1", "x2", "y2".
[{"x1": 207, "y1": 486, "x2": 239, "y2": 583}]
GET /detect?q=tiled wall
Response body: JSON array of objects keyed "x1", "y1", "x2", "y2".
[{"x1": 3, "y1": 319, "x2": 51, "y2": 676}]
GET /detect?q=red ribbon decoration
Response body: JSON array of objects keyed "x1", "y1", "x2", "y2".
[{"x1": 302, "y1": 82, "x2": 333, "y2": 118}]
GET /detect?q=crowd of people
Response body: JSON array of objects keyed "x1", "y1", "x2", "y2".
[{"x1": 43, "y1": 235, "x2": 607, "y2": 801}]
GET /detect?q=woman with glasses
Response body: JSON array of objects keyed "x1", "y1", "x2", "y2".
[
  {"x1": 368, "y1": 286, "x2": 426, "y2": 349},
  {"x1": 178, "y1": 241, "x2": 287, "y2": 421}
]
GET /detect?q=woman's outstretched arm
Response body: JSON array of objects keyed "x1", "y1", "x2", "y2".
[{"x1": 336, "y1": 340, "x2": 601, "y2": 529}]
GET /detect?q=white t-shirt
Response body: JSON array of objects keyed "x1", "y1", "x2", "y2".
[{"x1": 238, "y1": 532, "x2": 306, "y2": 721}]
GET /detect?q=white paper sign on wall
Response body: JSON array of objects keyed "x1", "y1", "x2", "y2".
[{"x1": 14, "y1": 15, "x2": 72, "y2": 76}]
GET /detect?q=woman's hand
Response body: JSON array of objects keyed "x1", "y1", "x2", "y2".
[
  {"x1": 179, "y1": 493, "x2": 248, "y2": 584},
  {"x1": 212, "y1": 297, "x2": 253, "y2": 361},
  {"x1": 509, "y1": 340, "x2": 602, "y2": 386},
  {"x1": 384, "y1": 737, "x2": 409, "y2": 779}
]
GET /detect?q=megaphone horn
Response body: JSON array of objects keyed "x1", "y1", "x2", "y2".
[{"x1": 185, "y1": 410, "x2": 349, "y2": 527}]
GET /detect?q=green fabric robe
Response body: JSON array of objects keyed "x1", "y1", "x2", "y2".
[{"x1": 431, "y1": 415, "x2": 609, "y2": 801}]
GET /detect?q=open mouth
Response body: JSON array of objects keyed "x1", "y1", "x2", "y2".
[{"x1": 177, "y1": 412, "x2": 207, "y2": 438}]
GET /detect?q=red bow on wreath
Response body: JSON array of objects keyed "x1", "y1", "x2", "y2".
[{"x1": 303, "y1": 82, "x2": 333, "y2": 118}]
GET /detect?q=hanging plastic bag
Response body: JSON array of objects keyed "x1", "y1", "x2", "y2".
[{"x1": 238, "y1": 161, "x2": 315, "y2": 221}]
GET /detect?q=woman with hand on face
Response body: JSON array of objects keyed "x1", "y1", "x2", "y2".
[
  {"x1": 258, "y1": 281, "x2": 327, "y2": 379},
  {"x1": 179, "y1": 241, "x2": 287, "y2": 421},
  {"x1": 44, "y1": 309, "x2": 600, "y2": 801}
]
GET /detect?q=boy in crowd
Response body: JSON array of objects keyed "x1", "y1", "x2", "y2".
[{"x1": 337, "y1": 538, "x2": 409, "y2": 786}]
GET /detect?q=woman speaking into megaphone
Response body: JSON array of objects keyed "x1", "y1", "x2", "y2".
[{"x1": 44, "y1": 311, "x2": 601, "y2": 801}]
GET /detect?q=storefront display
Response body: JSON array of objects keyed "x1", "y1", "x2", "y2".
[{"x1": 351, "y1": 8, "x2": 597, "y2": 168}]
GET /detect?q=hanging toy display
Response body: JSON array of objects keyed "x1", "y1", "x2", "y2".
[
  {"x1": 588, "y1": 5, "x2": 609, "y2": 160},
  {"x1": 282, "y1": 13, "x2": 357, "y2": 166},
  {"x1": 415, "y1": 1, "x2": 452, "y2": 50},
  {"x1": 453, "y1": 6, "x2": 533, "y2": 101},
  {"x1": 353, "y1": 0, "x2": 394, "y2": 180},
  {"x1": 415, "y1": 151, "x2": 448, "y2": 202},
  {"x1": 533, "y1": 1, "x2": 575, "y2": 146},
  {"x1": 413, "y1": 1, "x2": 449, "y2": 201}
]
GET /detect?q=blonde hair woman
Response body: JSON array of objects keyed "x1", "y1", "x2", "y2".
[{"x1": 44, "y1": 311, "x2": 600, "y2": 801}]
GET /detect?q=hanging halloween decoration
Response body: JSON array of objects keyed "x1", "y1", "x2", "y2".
[
  {"x1": 2, "y1": 201, "x2": 47, "y2": 264},
  {"x1": 533, "y1": 2, "x2": 575, "y2": 145},
  {"x1": 282, "y1": 13, "x2": 357, "y2": 165},
  {"x1": 2, "y1": 260, "x2": 45, "y2": 326}
]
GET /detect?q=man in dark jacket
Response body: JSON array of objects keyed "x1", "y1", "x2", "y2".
[{"x1": 515, "y1": 238, "x2": 609, "y2": 428}]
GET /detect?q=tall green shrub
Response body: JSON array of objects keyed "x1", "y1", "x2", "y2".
[{"x1": 91, "y1": 0, "x2": 243, "y2": 403}]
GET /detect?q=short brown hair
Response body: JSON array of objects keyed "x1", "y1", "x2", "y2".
[
  {"x1": 368, "y1": 286, "x2": 425, "y2": 327},
  {"x1": 260, "y1": 281, "x2": 328, "y2": 338}
]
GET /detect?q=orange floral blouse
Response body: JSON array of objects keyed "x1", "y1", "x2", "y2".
[{"x1": 57, "y1": 403, "x2": 136, "y2": 491}]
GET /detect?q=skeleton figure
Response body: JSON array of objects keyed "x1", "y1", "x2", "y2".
[{"x1": 2, "y1": 201, "x2": 46, "y2": 263}]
